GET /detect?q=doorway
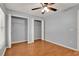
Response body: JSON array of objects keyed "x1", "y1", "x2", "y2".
[
  {"x1": 34, "y1": 20, "x2": 44, "y2": 41},
  {"x1": 11, "y1": 16, "x2": 28, "y2": 44}
]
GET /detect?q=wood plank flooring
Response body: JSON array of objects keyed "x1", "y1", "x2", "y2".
[{"x1": 4, "y1": 40, "x2": 79, "y2": 56}]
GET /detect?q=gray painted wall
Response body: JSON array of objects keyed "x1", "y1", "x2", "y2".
[
  {"x1": 34, "y1": 20, "x2": 41, "y2": 40},
  {"x1": 11, "y1": 17, "x2": 27, "y2": 43},
  {"x1": 0, "y1": 4, "x2": 7, "y2": 56},
  {"x1": 45, "y1": 5, "x2": 79, "y2": 49}
]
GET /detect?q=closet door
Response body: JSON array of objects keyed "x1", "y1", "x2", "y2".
[
  {"x1": 0, "y1": 7, "x2": 5, "y2": 49},
  {"x1": 34, "y1": 20, "x2": 41, "y2": 40},
  {"x1": 11, "y1": 17, "x2": 27, "y2": 43}
]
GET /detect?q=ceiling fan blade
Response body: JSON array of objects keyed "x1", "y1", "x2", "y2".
[
  {"x1": 49, "y1": 3, "x2": 55, "y2": 4},
  {"x1": 32, "y1": 7, "x2": 42, "y2": 10},
  {"x1": 44, "y1": 3, "x2": 55, "y2": 5},
  {"x1": 48, "y1": 7, "x2": 57, "y2": 11},
  {"x1": 44, "y1": 3, "x2": 48, "y2": 5}
]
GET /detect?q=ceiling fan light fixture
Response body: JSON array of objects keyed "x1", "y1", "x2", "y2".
[
  {"x1": 42, "y1": 9, "x2": 45, "y2": 12},
  {"x1": 44, "y1": 7, "x2": 49, "y2": 12}
]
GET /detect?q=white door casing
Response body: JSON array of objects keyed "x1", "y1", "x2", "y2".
[
  {"x1": 8, "y1": 14, "x2": 30, "y2": 47},
  {"x1": 8, "y1": 14, "x2": 11, "y2": 48},
  {"x1": 77, "y1": 10, "x2": 79, "y2": 49}
]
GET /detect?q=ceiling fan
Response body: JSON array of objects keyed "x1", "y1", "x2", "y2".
[{"x1": 32, "y1": 3, "x2": 57, "y2": 14}]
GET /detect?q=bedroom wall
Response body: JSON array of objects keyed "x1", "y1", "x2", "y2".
[
  {"x1": 45, "y1": 5, "x2": 79, "y2": 49},
  {"x1": 0, "y1": 3, "x2": 8, "y2": 56}
]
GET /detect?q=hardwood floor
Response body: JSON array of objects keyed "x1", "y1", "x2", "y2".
[{"x1": 5, "y1": 40, "x2": 79, "y2": 56}]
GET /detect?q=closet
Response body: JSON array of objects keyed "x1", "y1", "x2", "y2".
[
  {"x1": 11, "y1": 16, "x2": 28, "y2": 43},
  {"x1": 34, "y1": 20, "x2": 42, "y2": 40}
]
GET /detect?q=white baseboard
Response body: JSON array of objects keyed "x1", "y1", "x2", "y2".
[
  {"x1": 2, "y1": 48, "x2": 6, "y2": 56},
  {"x1": 45, "y1": 39, "x2": 79, "y2": 51},
  {"x1": 12, "y1": 40, "x2": 27, "y2": 44},
  {"x1": 28, "y1": 41, "x2": 34, "y2": 44}
]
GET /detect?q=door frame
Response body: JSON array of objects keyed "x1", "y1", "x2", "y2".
[
  {"x1": 8, "y1": 14, "x2": 11, "y2": 48},
  {"x1": 33, "y1": 19, "x2": 45, "y2": 41},
  {"x1": 8, "y1": 14, "x2": 29, "y2": 48},
  {"x1": 77, "y1": 10, "x2": 79, "y2": 49}
]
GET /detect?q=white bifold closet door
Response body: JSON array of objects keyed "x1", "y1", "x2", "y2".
[
  {"x1": 34, "y1": 20, "x2": 41, "y2": 40},
  {"x1": 11, "y1": 17, "x2": 27, "y2": 43},
  {"x1": 0, "y1": 7, "x2": 5, "y2": 49}
]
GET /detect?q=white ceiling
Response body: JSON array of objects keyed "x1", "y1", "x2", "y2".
[{"x1": 5, "y1": 3, "x2": 78, "y2": 18}]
